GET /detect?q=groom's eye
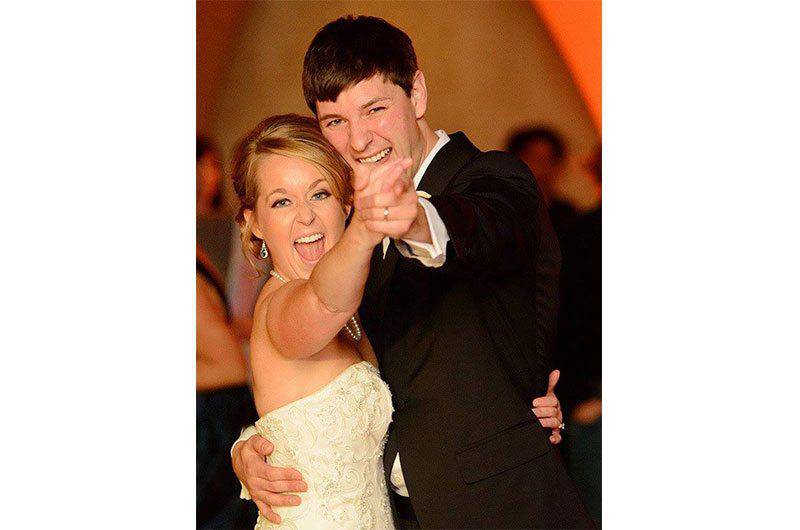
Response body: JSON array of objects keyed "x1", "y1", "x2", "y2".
[
  {"x1": 368, "y1": 106, "x2": 386, "y2": 115},
  {"x1": 325, "y1": 118, "x2": 342, "y2": 128}
]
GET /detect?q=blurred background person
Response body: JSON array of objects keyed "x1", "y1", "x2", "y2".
[
  {"x1": 196, "y1": 244, "x2": 258, "y2": 529},
  {"x1": 197, "y1": 136, "x2": 237, "y2": 280},
  {"x1": 507, "y1": 127, "x2": 602, "y2": 525},
  {"x1": 197, "y1": 136, "x2": 258, "y2": 528},
  {"x1": 198, "y1": 134, "x2": 265, "y2": 342},
  {"x1": 553, "y1": 144, "x2": 602, "y2": 526},
  {"x1": 507, "y1": 126, "x2": 578, "y2": 242}
]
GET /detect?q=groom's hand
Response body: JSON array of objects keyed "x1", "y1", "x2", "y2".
[
  {"x1": 232, "y1": 434, "x2": 307, "y2": 524},
  {"x1": 532, "y1": 369, "x2": 565, "y2": 444}
]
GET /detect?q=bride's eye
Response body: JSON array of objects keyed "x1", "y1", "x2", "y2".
[
  {"x1": 311, "y1": 190, "x2": 331, "y2": 201},
  {"x1": 272, "y1": 198, "x2": 291, "y2": 208}
]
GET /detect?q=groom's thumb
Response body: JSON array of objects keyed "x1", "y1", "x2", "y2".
[{"x1": 250, "y1": 435, "x2": 274, "y2": 457}]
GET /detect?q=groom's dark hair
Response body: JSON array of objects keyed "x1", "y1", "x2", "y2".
[{"x1": 302, "y1": 15, "x2": 418, "y2": 114}]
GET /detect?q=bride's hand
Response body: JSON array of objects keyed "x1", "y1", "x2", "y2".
[
  {"x1": 354, "y1": 159, "x2": 419, "y2": 239},
  {"x1": 531, "y1": 370, "x2": 565, "y2": 444},
  {"x1": 351, "y1": 157, "x2": 415, "y2": 244}
]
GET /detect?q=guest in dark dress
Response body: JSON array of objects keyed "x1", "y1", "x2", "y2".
[{"x1": 196, "y1": 245, "x2": 258, "y2": 529}]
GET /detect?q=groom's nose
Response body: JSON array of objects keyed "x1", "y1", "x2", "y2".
[{"x1": 348, "y1": 119, "x2": 372, "y2": 154}]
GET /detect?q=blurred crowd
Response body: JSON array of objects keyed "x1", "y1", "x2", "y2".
[
  {"x1": 507, "y1": 127, "x2": 602, "y2": 523},
  {"x1": 196, "y1": 126, "x2": 601, "y2": 528}
]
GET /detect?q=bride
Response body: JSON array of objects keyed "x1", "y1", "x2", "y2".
[
  {"x1": 230, "y1": 114, "x2": 415, "y2": 528},
  {"x1": 229, "y1": 114, "x2": 564, "y2": 528}
]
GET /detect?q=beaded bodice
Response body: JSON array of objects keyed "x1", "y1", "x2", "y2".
[{"x1": 253, "y1": 361, "x2": 394, "y2": 529}]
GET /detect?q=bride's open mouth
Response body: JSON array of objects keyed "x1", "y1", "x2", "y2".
[{"x1": 293, "y1": 232, "x2": 326, "y2": 263}]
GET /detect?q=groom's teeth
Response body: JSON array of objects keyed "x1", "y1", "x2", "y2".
[
  {"x1": 294, "y1": 233, "x2": 323, "y2": 244},
  {"x1": 358, "y1": 148, "x2": 391, "y2": 164}
]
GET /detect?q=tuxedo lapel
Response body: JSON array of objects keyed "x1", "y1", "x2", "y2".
[
  {"x1": 372, "y1": 241, "x2": 400, "y2": 331},
  {"x1": 364, "y1": 244, "x2": 384, "y2": 301},
  {"x1": 416, "y1": 132, "x2": 479, "y2": 197}
]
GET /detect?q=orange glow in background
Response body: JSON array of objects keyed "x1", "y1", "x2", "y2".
[{"x1": 531, "y1": 0, "x2": 602, "y2": 133}]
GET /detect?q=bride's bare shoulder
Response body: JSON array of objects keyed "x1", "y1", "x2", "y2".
[{"x1": 253, "y1": 275, "x2": 283, "y2": 313}]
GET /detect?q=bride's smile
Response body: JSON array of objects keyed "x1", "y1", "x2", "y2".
[{"x1": 245, "y1": 153, "x2": 351, "y2": 280}]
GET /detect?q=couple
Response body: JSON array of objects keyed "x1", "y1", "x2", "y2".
[{"x1": 228, "y1": 16, "x2": 593, "y2": 529}]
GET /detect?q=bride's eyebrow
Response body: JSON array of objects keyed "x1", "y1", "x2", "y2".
[
  {"x1": 266, "y1": 188, "x2": 287, "y2": 199},
  {"x1": 307, "y1": 179, "x2": 326, "y2": 190}
]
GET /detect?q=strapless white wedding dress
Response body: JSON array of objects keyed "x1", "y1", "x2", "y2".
[{"x1": 253, "y1": 361, "x2": 395, "y2": 529}]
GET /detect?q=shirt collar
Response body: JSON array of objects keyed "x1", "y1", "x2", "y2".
[{"x1": 412, "y1": 130, "x2": 450, "y2": 189}]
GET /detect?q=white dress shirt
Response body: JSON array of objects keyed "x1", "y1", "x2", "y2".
[{"x1": 382, "y1": 129, "x2": 451, "y2": 267}]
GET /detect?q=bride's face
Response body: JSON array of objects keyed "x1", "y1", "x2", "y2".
[{"x1": 248, "y1": 154, "x2": 350, "y2": 280}]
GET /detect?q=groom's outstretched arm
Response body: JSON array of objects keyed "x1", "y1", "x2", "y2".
[
  {"x1": 231, "y1": 429, "x2": 307, "y2": 525},
  {"x1": 423, "y1": 154, "x2": 545, "y2": 278},
  {"x1": 356, "y1": 152, "x2": 548, "y2": 278}
]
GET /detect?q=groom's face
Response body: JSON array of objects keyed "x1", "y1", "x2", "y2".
[{"x1": 316, "y1": 74, "x2": 428, "y2": 180}]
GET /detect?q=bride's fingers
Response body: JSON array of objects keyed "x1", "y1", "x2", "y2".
[
  {"x1": 532, "y1": 395, "x2": 559, "y2": 409},
  {"x1": 549, "y1": 430, "x2": 562, "y2": 444},
  {"x1": 359, "y1": 203, "x2": 418, "y2": 222},
  {"x1": 538, "y1": 417, "x2": 561, "y2": 429},
  {"x1": 355, "y1": 190, "x2": 405, "y2": 211},
  {"x1": 532, "y1": 406, "x2": 559, "y2": 419}
]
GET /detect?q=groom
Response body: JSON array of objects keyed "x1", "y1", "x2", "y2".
[{"x1": 233, "y1": 15, "x2": 592, "y2": 528}]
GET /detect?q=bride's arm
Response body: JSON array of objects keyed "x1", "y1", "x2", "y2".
[
  {"x1": 263, "y1": 159, "x2": 415, "y2": 359},
  {"x1": 262, "y1": 214, "x2": 381, "y2": 359}
]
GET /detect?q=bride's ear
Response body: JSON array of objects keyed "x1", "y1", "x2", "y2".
[{"x1": 244, "y1": 209, "x2": 263, "y2": 240}]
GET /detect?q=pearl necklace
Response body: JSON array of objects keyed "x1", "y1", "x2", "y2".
[{"x1": 269, "y1": 269, "x2": 362, "y2": 342}]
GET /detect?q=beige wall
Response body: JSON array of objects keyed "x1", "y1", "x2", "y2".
[{"x1": 211, "y1": 0, "x2": 599, "y2": 207}]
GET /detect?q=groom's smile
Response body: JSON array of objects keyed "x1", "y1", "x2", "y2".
[
  {"x1": 315, "y1": 74, "x2": 432, "y2": 179},
  {"x1": 357, "y1": 146, "x2": 392, "y2": 164}
]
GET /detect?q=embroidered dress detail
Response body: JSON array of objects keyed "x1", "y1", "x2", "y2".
[{"x1": 253, "y1": 362, "x2": 394, "y2": 529}]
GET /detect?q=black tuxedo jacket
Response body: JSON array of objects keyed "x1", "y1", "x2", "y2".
[{"x1": 359, "y1": 133, "x2": 593, "y2": 528}]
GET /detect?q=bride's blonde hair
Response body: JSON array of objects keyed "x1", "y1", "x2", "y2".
[{"x1": 230, "y1": 114, "x2": 354, "y2": 274}]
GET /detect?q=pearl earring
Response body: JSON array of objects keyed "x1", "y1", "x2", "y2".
[{"x1": 260, "y1": 241, "x2": 269, "y2": 259}]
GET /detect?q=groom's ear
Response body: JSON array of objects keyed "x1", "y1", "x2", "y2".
[{"x1": 410, "y1": 70, "x2": 428, "y2": 119}]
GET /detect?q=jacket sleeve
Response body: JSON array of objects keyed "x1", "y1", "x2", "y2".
[{"x1": 426, "y1": 152, "x2": 544, "y2": 278}]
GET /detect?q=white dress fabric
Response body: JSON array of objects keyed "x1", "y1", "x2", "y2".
[{"x1": 253, "y1": 361, "x2": 395, "y2": 529}]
